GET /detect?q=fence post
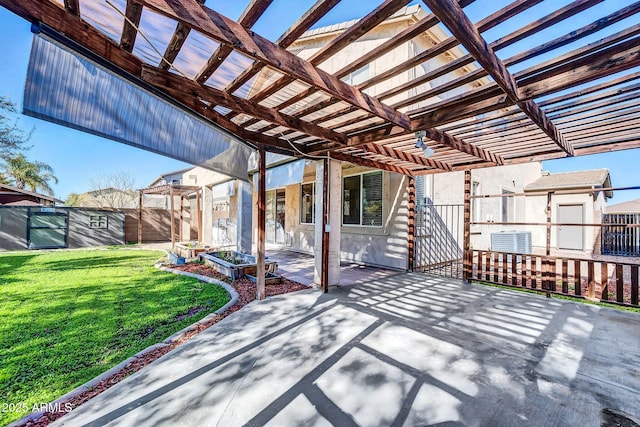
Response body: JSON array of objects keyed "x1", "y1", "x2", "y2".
[{"x1": 463, "y1": 170, "x2": 471, "y2": 283}]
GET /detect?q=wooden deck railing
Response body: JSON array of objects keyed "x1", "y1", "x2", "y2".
[{"x1": 469, "y1": 250, "x2": 640, "y2": 307}]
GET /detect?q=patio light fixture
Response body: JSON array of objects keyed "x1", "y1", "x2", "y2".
[{"x1": 415, "y1": 130, "x2": 435, "y2": 158}]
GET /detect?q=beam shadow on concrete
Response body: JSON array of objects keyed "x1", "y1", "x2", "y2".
[{"x1": 53, "y1": 274, "x2": 640, "y2": 427}]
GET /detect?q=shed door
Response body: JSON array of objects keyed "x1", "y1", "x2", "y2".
[
  {"x1": 28, "y1": 210, "x2": 68, "y2": 249},
  {"x1": 557, "y1": 204, "x2": 583, "y2": 250}
]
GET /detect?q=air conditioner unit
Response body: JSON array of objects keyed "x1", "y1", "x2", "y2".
[{"x1": 491, "y1": 231, "x2": 532, "y2": 254}]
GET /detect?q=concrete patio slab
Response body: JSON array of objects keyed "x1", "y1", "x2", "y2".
[
  {"x1": 53, "y1": 274, "x2": 640, "y2": 427},
  {"x1": 266, "y1": 246, "x2": 400, "y2": 287}
]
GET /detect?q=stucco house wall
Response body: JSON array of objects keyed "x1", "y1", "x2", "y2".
[{"x1": 425, "y1": 163, "x2": 543, "y2": 251}]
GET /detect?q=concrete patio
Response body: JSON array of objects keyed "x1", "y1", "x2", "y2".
[
  {"x1": 53, "y1": 274, "x2": 640, "y2": 427},
  {"x1": 266, "y1": 246, "x2": 400, "y2": 287}
]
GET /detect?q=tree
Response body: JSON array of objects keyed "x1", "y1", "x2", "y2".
[
  {"x1": 64, "y1": 192, "x2": 84, "y2": 206},
  {"x1": 0, "y1": 96, "x2": 32, "y2": 159},
  {"x1": 88, "y1": 171, "x2": 138, "y2": 208},
  {"x1": 1, "y1": 153, "x2": 58, "y2": 195}
]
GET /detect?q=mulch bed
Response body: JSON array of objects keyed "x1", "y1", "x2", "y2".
[{"x1": 24, "y1": 264, "x2": 309, "y2": 427}]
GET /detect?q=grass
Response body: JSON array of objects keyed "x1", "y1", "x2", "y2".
[{"x1": 0, "y1": 249, "x2": 230, "y2": 425}]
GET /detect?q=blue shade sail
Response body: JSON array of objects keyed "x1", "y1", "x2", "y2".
[{"x1": 23, "y1": 35, "x2": 253, "y2": 182}]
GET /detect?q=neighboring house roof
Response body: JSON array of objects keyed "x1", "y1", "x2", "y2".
[
  {"x1": 607, "y1": 199, "x2": 640, "y2": 213},
  {"x1": 524, "y1": 169, "x2": 613, "y2": 198},
  {"x1": 147, "y1": 167, "x2": 194, "y2": 187},
  {"x1": 300, "y1": 5, "x2": 422, "y2": 39},
  {"x1": 84, "y1": 187, "x2": 132, "y2": 196},
  {"x1": 0, "y1": 183, "x2": 62, "y2": 204}
]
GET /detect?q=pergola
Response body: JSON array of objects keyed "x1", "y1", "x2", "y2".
[
  {"x1": 140, "y1": 183, "x2": 201, "y2": 246},
  {"x1": 2, "y1": 0, "x2": 640, "y2": 298}
]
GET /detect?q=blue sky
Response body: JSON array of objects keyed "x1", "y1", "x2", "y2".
[{"x1": 0, "y1": 1, "x2": 638, "y2": 203}]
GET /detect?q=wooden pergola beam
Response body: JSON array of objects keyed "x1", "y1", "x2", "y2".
[
  {"x1": 63, "y1": 0, "x2": 79, "y2": 15},
  {"x1": 158, "y1": 86, "x2": 302, "y2": 155},
  {"x1": 138, "y1": 0, "x2": 411, "y2": 129},
  {"x1": 3, "y1": 0, "x2": 143, "y2": 75},
  {"x1": 329, "y1": 151, "x2": 413, "y2": 176},
  {"x1": 363, "y1": 143, "x2": 452, "y2": 172},
  {"x1": 195, "y1": 0, "x2": 272, "y2": 83},
  {"x1": 337, "y1": 124, "x2": 504, "y2": 165},
  {"x1": 159, "y1": 0, "x2": 205, "y2": 71},
  {"x1": 237, "y1": 0, "x2": 273, "y2": 27},
  {"x1": 142, "y1": 65, "x2": 348, "y2": 144},
  {"x1": 308, "y1": 0, "x2": 411, "y2": 65},
  {"x1": 421, "y1": 0, "x2": 574, "y2": 156},
  {"x1": 224, "y1": 0, "x2": 341, "y2": 95},
  {"x1": 121, "y1": 1, "x2": 143, "y2": 52},
  {"x1": 276, "y1": 0, "x2": 341, "y2": 47},
  {"x1": 241, "y1": 0, "x2": 410, "y2": 104}
]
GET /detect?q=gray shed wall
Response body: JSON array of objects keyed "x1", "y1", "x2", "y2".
[
  {"x1": 0, "y1": 207, "x2": 125, "y2": 250},
  {"x1": 67, "y1": 209, "x2": 125, "y2": 248},
  {"x1": 0, "y1": 207, "x2": 28, "y2": 250}
]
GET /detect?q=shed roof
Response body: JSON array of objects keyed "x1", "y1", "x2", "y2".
[
  {"x1": 525, "y1": 169, "x2": 613, "y2": 197},
  {"x1": 607, "y1": 199, "x2": 640, "y2": 213},
  {"x1": 0, "y1": 183, "x2": 62, "y2": 204}
]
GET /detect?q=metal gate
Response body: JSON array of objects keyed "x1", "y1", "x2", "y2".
[
  {"x1": 414, "y1": 202, "x2": 464, "y2": 278},
  {"x1": 27, "y1": 208, "x2": 68, "y2": 249},
  {"x1": 602, "y1": 213, "x2": 640, "y2": 256}
]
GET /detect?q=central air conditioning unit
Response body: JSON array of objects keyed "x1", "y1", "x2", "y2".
[{"x1": 491, "y1": 231, "x2": 532, "y2": 254}]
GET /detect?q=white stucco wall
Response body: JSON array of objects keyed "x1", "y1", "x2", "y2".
[{"x1": 426, "y1": 163, "x2": 543, "y2": 251}]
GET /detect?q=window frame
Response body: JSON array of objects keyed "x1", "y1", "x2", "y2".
[
  {"x1": 342, "y1": 170, "x2": 383, "y2": 228},
  {"x1": 88, "y1": 214, "x2": 108, "y2": 229},
  {"x1": 299, "y1": 182, "x2": 315, "y2": 225}
]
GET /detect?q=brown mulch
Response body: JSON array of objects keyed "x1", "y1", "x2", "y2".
[{"x1": 23, "y1": 264, "x2": 309, "y2": 427}]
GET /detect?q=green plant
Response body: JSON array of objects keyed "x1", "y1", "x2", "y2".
[{"x1": 0, "y1": 249, "x2": 229, "y2": 425}]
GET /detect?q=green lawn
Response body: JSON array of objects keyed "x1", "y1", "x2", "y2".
[{"x1": 0, "y1": 249, "x2": 230, "y2": 425}]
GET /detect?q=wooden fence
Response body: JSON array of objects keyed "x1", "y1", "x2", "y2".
[{"x1": 470, "y1": 249, "x2": 639, "y2": 307}]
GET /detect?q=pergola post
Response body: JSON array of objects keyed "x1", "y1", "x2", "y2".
[
  {"x1": 314, "y1": 158, "x2": 341, "y2": 292},
  {"x1": 321, "y1": 157, "x2": 329, "y2": 293},
  {"x1": 544, "y1": 191, "x2": 553, "y2": 294},
  {"x1": 408, "y1": 176, "x2": 415, "y2": 272},
  {"x1": 137, "y1": 190, "x2": 143, "y2": 244},
  {"x1": 170, "y1": 186, "x2": 175, "y2": 249},
  {"x1": 179, "y1": 195, "x2": 184, "y2": 242},
  {"x1": 463, "y1": 170, "x2": 471, "y2": 283},
  {"x1": 256, "y1": 145, "x2": 266, "y2": 300},
  {"x1": 196, "y1": 189, "x2": 202, "y2": 243}
]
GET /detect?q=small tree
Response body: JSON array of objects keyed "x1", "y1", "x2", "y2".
[
  {"x1": 65, "y1": 192, "x2": 84, "y2": 207},
  {"x1": 0, "y1": 96, "x2": 32, "y2": 159},
  {"x1": 89, "y1": 171, "x2": 138, "y2": 208}
]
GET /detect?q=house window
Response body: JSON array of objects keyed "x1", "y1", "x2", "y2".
[
  {"x1": 472, "y1": 181, "x2": 480, "y2": 223},
  {"x1": 343, "y1": 171, "x2": 383, "y2": 226},
  {"x1": 89, "y1": 214, "x2": 108, "y2": 229},
  {"x1": 300, "y1": 182, "x2": 315, "y2": 224},
  {"x1": 502, "y1": 190, "x2": 514, "y2": 223}
]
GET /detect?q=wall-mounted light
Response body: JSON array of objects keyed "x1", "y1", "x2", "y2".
[{"x1": 415, "y1": 130, "x2": 435, "y2": 158}]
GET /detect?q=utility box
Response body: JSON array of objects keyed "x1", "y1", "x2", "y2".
[{"x1": 491, "y1": 231, "x2": 532, "y2": 254}]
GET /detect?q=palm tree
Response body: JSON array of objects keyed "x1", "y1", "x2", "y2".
[{"x1": 1, "y1": 153, "x2": 58, "y2": 195}]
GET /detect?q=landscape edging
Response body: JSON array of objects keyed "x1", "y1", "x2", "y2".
[{"x1": 6, "y1": 263, "x2": 239, "y2": 427}]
